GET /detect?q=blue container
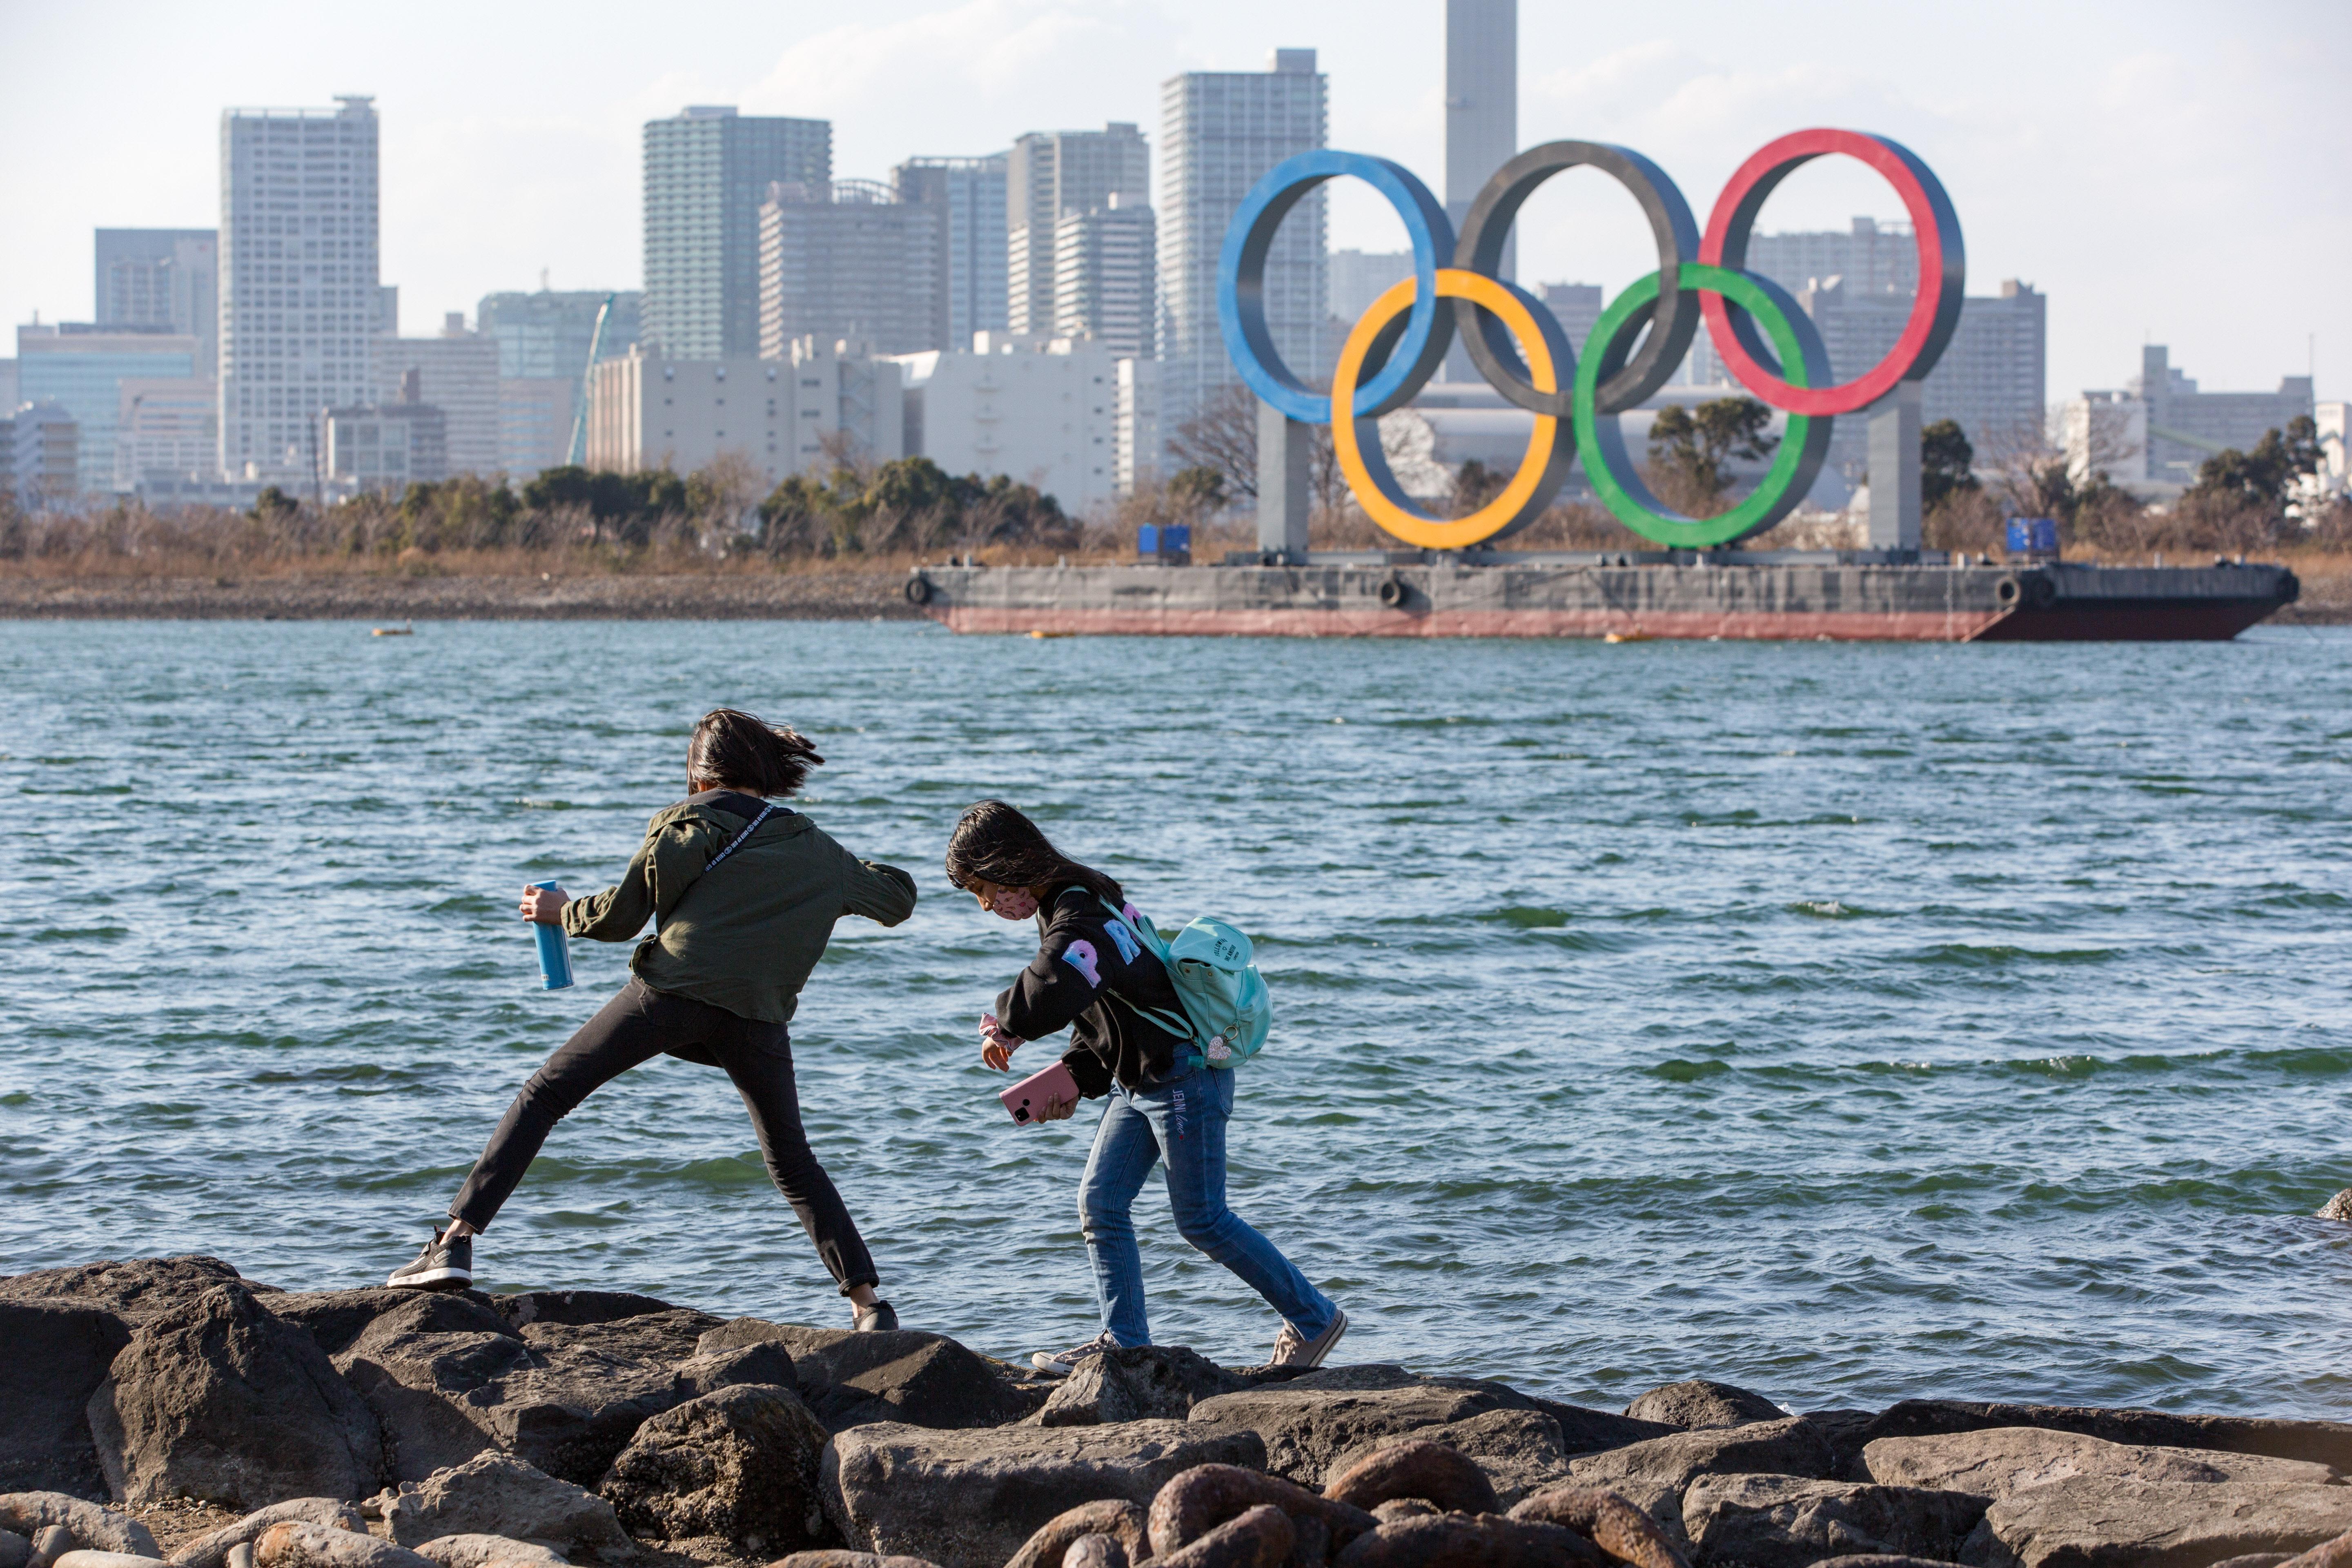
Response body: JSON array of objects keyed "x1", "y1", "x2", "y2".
[
  {"x1": 1163, "y1": 524, "x2": 1192, "y2": 556},
  {"x1": 2005, "y1": 517, "x2": 2059, "y2": 558},
  {"x1": 1137, "y1": 524, "x2": 1160, "y2": 557},
  {"x1": 531, "y1": 881, "x2": 574, "y2": 990}
]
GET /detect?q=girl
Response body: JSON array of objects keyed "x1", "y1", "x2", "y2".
[
  {"x1": 388, "y1": 708, "x2": 916, "y2": 1332},
  {"x1": 945, "y1": 800, "x2": 1346, "y2": 1374}
]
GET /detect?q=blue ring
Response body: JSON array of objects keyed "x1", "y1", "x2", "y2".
[{"x1": 1217, "y1": 151, "x2": 1453, "y2": 425}]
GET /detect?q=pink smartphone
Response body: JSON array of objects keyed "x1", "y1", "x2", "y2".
[{"x1": 1000, "y1": 1061, "x2": 1079, "y2": 1126}]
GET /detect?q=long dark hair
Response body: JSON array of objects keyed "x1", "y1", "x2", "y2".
[
  {"x1": 944, "y1": 800, "x2": 1124, "y2": 906},
  {"x1": 687, "y1": 708, "x2": 824, "y2": 798}
]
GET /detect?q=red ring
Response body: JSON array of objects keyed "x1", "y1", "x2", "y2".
[{"x1": 1698, "y1": 129, "x2": 1962, "y2": 417}]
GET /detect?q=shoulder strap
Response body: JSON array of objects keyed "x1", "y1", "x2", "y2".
[{"x1": 705, "y1": 801, "x2": 778, "y2": 870}]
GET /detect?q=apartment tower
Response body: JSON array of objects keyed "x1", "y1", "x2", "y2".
[{"x1": 642, "y1": 107, "x2": 830, "y2": 359}]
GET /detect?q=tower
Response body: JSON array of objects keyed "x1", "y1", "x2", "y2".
[{"x1": 1443, "y1": 0, "x2": 1516, "y2": 381}]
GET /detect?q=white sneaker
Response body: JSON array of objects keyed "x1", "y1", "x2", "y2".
[
  {"x1": 1031, "y1": 1329, "x2": 1122, "y2": 1377},
  {"x1": 1266, "y1": 1308, "x2": 1347, "y2": 1369}
]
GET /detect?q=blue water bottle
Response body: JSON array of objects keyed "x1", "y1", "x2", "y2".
[{"x1": 531, "y1": 881, "x2": 574, "y2": 990}]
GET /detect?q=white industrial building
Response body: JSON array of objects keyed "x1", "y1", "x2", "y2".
[
  {"x1": 115, "y1": 377, "x2": 219, "y2": 492},
  {"x1": 586, "y1": 339, "x2": 903, "y2": 483},
  {"x1": 219, "y1": 96, "x2": 381, "y2": 482},
  {"x1": 2064, "y1": 346, "x2": 2316, "y2": 497},
  {"x1": 887, "y1": 333, "x2": 1123, "y2": 515}
]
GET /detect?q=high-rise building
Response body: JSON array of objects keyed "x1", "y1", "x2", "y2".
[
  {"x1": 1795, "y1": 278, "x2": 2048, "y2": 481},
  {"x1": 477, "y1": 289, "x2": 641, "y2": 474},
  {"x1": 1115, "y1": 356, "x2": 1160, "y2": 497},
  {"x1": 219, "y1": 96, "x2": 381, "y2": 483},
  {"x1": 17, "y1": 324, "x2": 199, "y2": 494},
  {"x1": 1329, "y1": 249, "x2": 1413, "y2": 327},
  {"x1": 96, "y1": 229, "x2": 219, "y2": 378},
  {"x1": 1159, "y1": 49, "x2": 1328, "y2": 447},
  {"x1": 1686, "y1": 216, "x2": 1924, "y2": 385},
  {"x1": 327, "y1": 372, "x2": 448, "y2": 494},
  {"x1": 375, "y1": 314, "x2": 503, "y2": 476},
  {"x1": 756, "y1": 180, "x2": 942, "y2": 358},
  {"x1": 586, "y1": 340, "x2": 904, "y2": 483},
  {"x1": 894, "y1": 155, "x2": 1010, "y2": 352},
  {"x1": 1007, "y1": 125, "x2": 1151, "y2": 338},
  {"x1": 1537, "y1": 283, "x2": 1604, "y2": 363},
  {"x1": 642, "y1": 107, "x2": 831, "y2": 359},
  {"x1": 4, "y1": 401, "x2": 80, "y2": 507},
  {"x1": 1443, "y1": 0, "x2": 1516, "y2": 380},
  {"x1": 2065, "y1": 346, "x2": 2316, "y2": 492},
  {"x1": 1053, "y1": 198, "x2": 1156, "y2": 361}
]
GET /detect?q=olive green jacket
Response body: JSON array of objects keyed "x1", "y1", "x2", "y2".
[{"x1": 562, "y1": 793, "x2": 916, "y2": 1024}]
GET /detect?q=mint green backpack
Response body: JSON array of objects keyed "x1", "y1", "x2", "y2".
[{"x1": 1101, "y1": 899, "x2": 1272, "y2": 1070}]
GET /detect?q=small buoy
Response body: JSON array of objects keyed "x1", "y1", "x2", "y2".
[
  {"x1": 1603, "y1": 630, "x2": 1652, "y2": 644},
  {"x1": 371, "y1": 620, "x2": 414, "y2": 637},
  {"x1": 1029, "y1": 629, "x2": 1073, "y2": 639}
]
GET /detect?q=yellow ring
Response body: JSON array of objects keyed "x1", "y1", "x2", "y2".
[{"x1": 1331, "y1": 267, "x2": 1565, "y2": 551}]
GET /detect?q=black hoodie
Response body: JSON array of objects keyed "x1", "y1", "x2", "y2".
[{"x1": 993, "y1": 884, "x2": 1193, "y2": 1096}]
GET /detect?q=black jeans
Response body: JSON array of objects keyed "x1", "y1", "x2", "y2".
[{"x1": 450, "y1": 978, "x2": 879, "y2": 1294}]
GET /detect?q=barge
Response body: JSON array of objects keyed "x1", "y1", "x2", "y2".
[{"x1": 904, "y1": 553, "x2": 2298, "y2": 643}]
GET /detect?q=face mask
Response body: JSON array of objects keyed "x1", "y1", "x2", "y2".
[{"x1": 989, "y1": 886, "x2": 1040, "y2": 922}]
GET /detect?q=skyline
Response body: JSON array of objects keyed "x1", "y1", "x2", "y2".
[{"x1": 3, "y1": 0, "x2": 2347, "y2": 412}]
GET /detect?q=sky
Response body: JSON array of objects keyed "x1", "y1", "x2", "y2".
[{"x1": 3, "y1": 0, "x2": 2347, "y2": 408}]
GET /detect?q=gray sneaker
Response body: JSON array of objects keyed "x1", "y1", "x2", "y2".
[
  {"x1": 1031, "y1": 1329, "x2": 1121, "y2": 1377},
  {"x1": 1267, "y1": 1308, "x2": 1347, "y2": 1369},
  {"x1": 386, "y1": 1227, "x2": 472, "y2": 1291}
]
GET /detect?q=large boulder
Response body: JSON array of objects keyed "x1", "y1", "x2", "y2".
[
  {"x1": 1524, "y1": 1401, "x2": 1680, "y2": 1459},
  {"x1": 821, "y1": 1419, "x2": 1267, "y2": 1568},
  {"x1": 379, "y1": 1455, "x2": 624, "y2": 1557},
  {"x1": 1625, "y1": 1381, "x2": 1785, "y2": 1432},
  {"x1": 337, "y1": 1305, "x2": 715, "y2": 1487},
  {"x1": 1187, "y1": 1366, "x2": 1536, "y2": 1487},
  {"x1": 1681, "y1": 1474, "x2": 1987, "y2": 1568},
  {"x1": 169, "y1": 1501, "x2": 367, "y2": 1568},
  {"x1": 254, "y1": 1523, "x2": 432, "y2": 1568},
  {"x1": 0, "y1": 1496, "x2": 159, "y2": 1558},
  {"x1": 1863, "y1": 1425, "x2": 2338, "y2": 1500},
  {"x1": 0, "y1": 1307, "x2": 132, "y2": 1498},
  {"x1": 597, "y1": 1383, "x2": 831, "y2": 1554},
  {"x1": 711, "y1": 1323, "x2": 1031, "y2": 1433},
  {"x1": 1327, "y1": 1410, "x2": 1574, "y2": 1511},
  {"x1": 406, "y1": 1538, "x2": 566, "y2": 1568},
  {"x1": 1035, "y1": 1348, "x2": 1250, "y2": 1428},
  {"x1": 85, "y1": 1285, "x2": 381, "y2": 1508},
  {"x1": 1968, "y1": 1477, "x2": 2352, "y2": 1568},
  {"x1": 0, "y1": 1259, "x2": 252, "y2": 1324},
  {"x1": 489, "y1": 1293, "x2": 682, "y2": 1330},
  {"x1": 1565, "y1": 1416, "x2": 1839, "y2": 1546},
  {"x1": 1862, "y1": 1401, "x2": 2352, "y2": 1474},
  {"x1": 266, "y1": 1291, "x2": 506, "y2": 1359}
]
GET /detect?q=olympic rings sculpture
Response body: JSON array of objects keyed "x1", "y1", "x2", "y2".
[{"x1": 1216, "y1": 129, "x2": 1965, "y2": 550}]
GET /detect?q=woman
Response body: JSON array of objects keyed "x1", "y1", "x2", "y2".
[
  {"x1": 945, "y1": 800, "x2": 1345, "y2": 1374},
  {"x1": 387, "y1": 708, "x2": 917, "y2": 1332}
]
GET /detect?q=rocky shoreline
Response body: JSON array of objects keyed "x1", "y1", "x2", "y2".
[
  {"x1": 4, "y1": 1258, "x2": 2348, "y2": 1568},
  {"x1": 0, "y1": 574, "x2": 924, "y2": 621}
]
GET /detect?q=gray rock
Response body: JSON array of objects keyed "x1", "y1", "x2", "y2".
[
  {"x1": 597, "y1": 1383, "x2": 831, "y2": 1552},
  {"x1": 1187, "y1": 1369, "x2": 1536, "y2": 1487},
  {"x1": 85, "y1": 1285, "x2": 381, "y2": 1509},
  {"x1": 1797, "y1": 1410, "x2": 1882, "y2": 1481},
  {"x1": 337, "y1": 1307, "x2": 709, "y2": 1488},
  {"x1": 1522, "y1": 1400, "x2": 1680, "y2": 1459},
  {"x1": 1812, "y1": 1559, "x2": 1980, "y2": 1568},
  {"x1": 406, "y1": 1537, "x2": 566, "y2": 1568},
  {"x1": 821, "y1": 1419, "x2": 1267, "y2": 1568},
  {"x1": 1682, "y1": 1474, "x2": 1987, "y2": 1568},
  {"x1": 50, "y1": 1552, "x2": 170, "y2": 1568},
  {"x1": 169, "y1": 1502, "x2": 367, "y2": 1568},
  {"x1": 1862, "y1": 1400, "x2": 2352, "y2": 1474},
  {"x1": 31, "y1": 1528, "x2": 73, "y2": 1568},
  {"x1": 1967, "y1": 1477, "x2": 2352, "y2": 1568},
  {"x1": 1035, "y1": 1348, "x2": 1250, "y2": 1428},
  {"x1": 488, "y1": 1294, "x2": 685, "y2": 1331},
  {"x1": 0, "y1": 1259, "x2": 250, "y2": 1325},
  {"x1": 251, "y1": 1524, "x2": 433, "y2": 1568},
  {"x1": 2317, "y1": 1189, "x2": 2352, "y2": 1222},
  {"x1": 670, "y1": 1342, "x2": 796, "y2": 1401},
  {"x1": 1864, "y1": 1425, "x2": 2337, "y2": 1501},
  {"x1": 1327, "y1": 1409, "x2": 1574, "y2": 1512},
  {"x1": 1624, "y1": 1380, "x2": 1786, "y2": 1431},
  {"x1": 1567, "y1": 1416, "x2": 1838, "y2": 1497},
  {"x1": 2202, "y1": 1558, "x2": 2292, "y2": 1568},
  {"x1": 0, "y1": 1530, "x2": 27, "y2": 1568},
  {"x1": 0, "y1": 1512, "x2": 156, "y2": 1567},
  {"x1": 770, "y1": 1555, "x2": 941, "y2": 1568},
  {"x1": 379, "y1": 1455, "x2": 625, "y2": 1556},
  {"x1": 747, "y1": 1325, "x2": 1033, "y2": 1433},
  {"x1": 0, "y1": 1307, "x2": 133, "y2": 1498},
  {"x1": 267, "y1": 1292, "x2": 508, "y2": 1361}
]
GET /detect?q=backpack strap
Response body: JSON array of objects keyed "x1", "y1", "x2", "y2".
[
  {"x1": 1098, "y1": 898, "x2": 1207, "y2": 1067},
  {"x1": 704, "y1": 801, "x2": 777, "y2": 870}
]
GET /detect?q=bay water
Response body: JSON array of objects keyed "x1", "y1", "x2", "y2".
[{"x1": 4, "y1": 618, "x2": 2349, "y2": 1417}]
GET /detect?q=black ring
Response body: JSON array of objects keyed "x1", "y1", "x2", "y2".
[
  {"x1": 1452, "y1": 142, "x2": 1702, "y2": 418},
  {"x1": 903, "y1": 576, "x2": 931, "y2": 605}
]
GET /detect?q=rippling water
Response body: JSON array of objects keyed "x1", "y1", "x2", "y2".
[{"x1": 5, "y1": 618, "x2": 2350, "y2": 1417}]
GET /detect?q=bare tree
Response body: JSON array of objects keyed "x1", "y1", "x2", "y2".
[{"x1": 1170, "y1": 383, "x2": 1258, "y2": 502}]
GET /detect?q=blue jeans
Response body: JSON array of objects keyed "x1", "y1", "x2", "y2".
[{"x1": 1077, "y1": 1064, "x2": 1336, "y2": 1348}]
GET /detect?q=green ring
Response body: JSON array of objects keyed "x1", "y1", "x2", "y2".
[{"x1": 1573, "y1": 263, "x2": 1831, "y2": 549}]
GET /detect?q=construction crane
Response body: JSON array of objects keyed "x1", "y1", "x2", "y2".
[{"x1": 565, "y1": 294, "x2": 617, "y2": 466}]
